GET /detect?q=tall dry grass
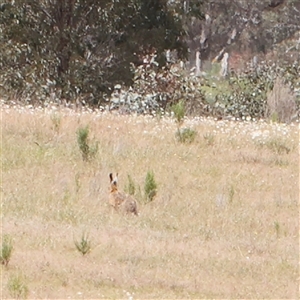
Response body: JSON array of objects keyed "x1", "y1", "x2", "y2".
[
  {"x1": 1, "y1": 106, "x2": 299, "y2": 299},
  {"x1": 266, "y1": 77, "x2": 298, "y2": 123}
]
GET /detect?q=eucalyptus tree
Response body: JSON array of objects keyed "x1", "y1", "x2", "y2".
[{"x1": 0, "y1": 0, "x2": 200, "y2": 105}]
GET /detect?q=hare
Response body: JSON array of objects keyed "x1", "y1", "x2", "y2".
[{"x1": 109, "y1": 173, "x2": 138, "y2": 216}]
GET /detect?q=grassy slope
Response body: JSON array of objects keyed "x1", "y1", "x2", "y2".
[{"x1": 1, "y1": 106, "x2": 299, "y2": 299}]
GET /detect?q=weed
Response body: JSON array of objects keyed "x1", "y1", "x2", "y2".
[
  {"x1": 75, "y1": 173, "x2": 81, "y2": 194},
  {"x1": 274, "y1": 221, "x2": 280, "y2": 238},
  {"x1": 171, "y1": 101, "x2": 197, "y2": 144},
  {"x1": 254, "y1": 137, "x2": 291, "y2": 154},
  {"x1": 203, "y1": 132, "x2": 215, "y2": 146},
  {"x1": 77, "y1": 126, "x2": 89, "y2": 161},
  {"x1": 125, "y1": 174, "x2": 136, "y2": 196},
  {"x1": 7, "y1": 274, "x2": 29, "y2": 299},
  {"x1": 1, "y1": 235, "x2": 13, "y2": 266},
  {"x1": 171, "y1": 100, "x2": 185, "y2": 125},
  {"x1": 265, "y1": 138, "x2": 291, "y2": 155},
  {"x1": 175, "y1": 127, "x2": 197, "y2": 143},
  {"x1": 228, "y1": 185, "x2": 235, "y2": 203},
  {"x1": 144, "y1": 170, "x2": 157, "y2": 203},
  {"x1": 74, "y1": 232, "x2": 91, "y2": 256},
  {"x1": 274, "y1": 158, "x2": 289, "y2": 167},
  {"x1": 50, "y1": 113, "x2": 62, "y2": 133},
  {"x1": 76, "y1": 125, "x2": 98, "y2": 161}
]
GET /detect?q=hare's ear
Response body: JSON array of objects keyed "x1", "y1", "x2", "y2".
[
  {"x1": 109, "y1": 173, "x2": 113, "y2": 182},
  {"x1": 115, "y1": 173, "x2": 119, "y2": 183}
]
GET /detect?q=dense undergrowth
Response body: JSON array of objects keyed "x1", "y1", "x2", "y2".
[{"x1": 1, "y1": 55, "x2": 299, "y2": 123}]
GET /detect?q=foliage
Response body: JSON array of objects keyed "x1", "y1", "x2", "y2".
[
  {"x1": 144, "y1": 170, "x2": 157, "y2": 203},
  {"x1": 175, "y1": 127, "x2": 197, "y2": 144},
  {"x1": 74, "y1": 232, "x2": 91, "y2": 256},
  {"x1": 170, "y1": 96, "x2": 197, "y2": 144},
  {"x1": 196, "y1": 0, "x2": 300, "y2": 61},
  {"x1": 170, "y1": 94, "x2": 197, "y2": 144},
  {"x1": 208, "y1": 61, "x2": 300, "y2": 120},
  {"x1": 7, "y1": 274, "x2": 29, "y2": 299},
  {"x1": 171, "y1": 100, "x2": 185, "y2": 125},
  {"x1": 0, "y1": 0, "x2": 193, "y2": 105},
  {"x1": 222, "y1": 71, "x2": 270, "y2": 119},
  {"x1": 76, "y1": 126, "x2": 98, "y2": 161},
  {"x1": 0, "y1": 235, "x2": 13, "y2": 267},
  {"x1": 108, "y1": 54, "x2": 208, "y2": 115},
  {"x1": 0, "y1": 1, "x2": 299, "y2": 122}
]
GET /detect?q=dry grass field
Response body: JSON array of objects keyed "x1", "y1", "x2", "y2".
[{"x1": 1, "y1": 104, "x2": 299, "y2": 299}]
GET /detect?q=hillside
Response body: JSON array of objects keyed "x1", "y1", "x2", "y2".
[{"x1": 1, "y1": 105, "x2": 299, "y2": 298}]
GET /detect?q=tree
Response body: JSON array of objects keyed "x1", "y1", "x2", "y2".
[{"x1": 0, "y1": 0, "x2": 197, "y2": 105}]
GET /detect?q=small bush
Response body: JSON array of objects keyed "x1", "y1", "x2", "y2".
[
  {"x1": 7, "y1": 274, "x2": 29, "y2": 299},
  {"x1": 144, "y1": 170, "x2": 157, "y2": 203},
  {"x1": 171, "y1": 100, "x2": 197, "y2": 144},
  {"x1": 171, "y1": 100, "x2": 185, "y2": 125},
  {"x1": 1, "y1": 235, "x2": 13, "y2": 267},
  {"x1": 76, "y1": 126, "x2": 98, "y2": 161},
  {"x1": 74, "y1": 232, "x2": 91, "y2": 256},
  {"x1": 175, "y1": 127, "x2": 197, "y2": 143}
]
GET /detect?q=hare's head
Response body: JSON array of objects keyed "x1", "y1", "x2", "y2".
[{"x1": 109, "y1": 173, "x2": 118, "y2": 192}]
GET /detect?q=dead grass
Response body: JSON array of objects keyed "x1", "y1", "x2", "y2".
[
  {"x1": 1, "y1": 106, "x2": 299, "y2": 299},
  {"x1": 266, "y1": 77, "x2": 298, "y2": 123}
]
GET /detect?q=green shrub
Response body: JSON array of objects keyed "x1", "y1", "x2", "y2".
[
  {"x1": 144, "y1": 170, "x2": 157, "y2": 203},
  {"x1": 76, "y1": 126, "x2": 98, "y2": 161},
  {"x1": 210, "y1": 62, "x2": 300, "y2": 121},
  {"x1": 175, "y1": 127, "x2": 197, "y2": 143},
  {"x1": 1, "y1": 235, "x2": 13, "y2": 267},
  {"x1": 74, "y1": 232, "x2": 91, "y2": 256},
  {"x1": 171, "y1": 100, "x2": 197, "y2": 144},
  {"x1": 171, "y1": 100, "x2": 185, "y2": 125},
  {"x1": 7, "y1": 274, "x2": 29, "y2": 299}
]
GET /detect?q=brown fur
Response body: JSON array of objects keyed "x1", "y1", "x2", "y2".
[{"x1": 109, "y1": 173, "x2": 138, "y2": 216}]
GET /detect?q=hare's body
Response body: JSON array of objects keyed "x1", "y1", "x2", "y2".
[{"x1": 109, "y1": 173, "x2": 138, "y2": 215}]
